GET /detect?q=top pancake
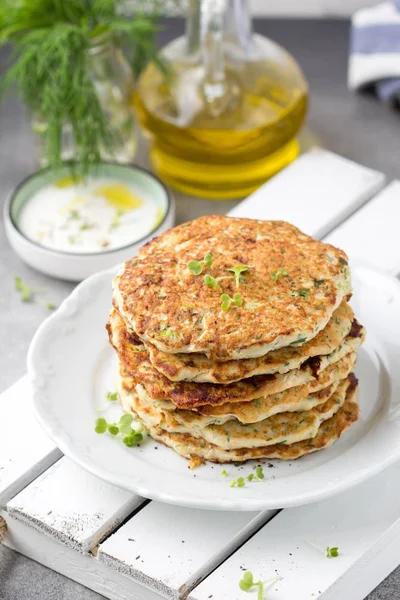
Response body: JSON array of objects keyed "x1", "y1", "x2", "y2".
[{"x1": 113, "y1": 216, "x2": 351, "y2": 361}]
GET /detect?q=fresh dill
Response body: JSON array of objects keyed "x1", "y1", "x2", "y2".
[{"x1": 0, "y1": 0, "x2": 175, "y2": 173}]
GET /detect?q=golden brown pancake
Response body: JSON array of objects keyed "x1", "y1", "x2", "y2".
[
  {"x1": 113, "y1": 216, "x2": 351, "y2": 360},
  {"x1": 120, "y1": 375, "x2": 359, "y2": 462},
  {"x1": 108, "y1": 309, "x2": 364, "y2": 409},
  {"x1": 143, "y1": 301, "x2": 354, "y2": 383},
  {"x1": 119, "y1": 374, "x2": 350, "y2": 450}
]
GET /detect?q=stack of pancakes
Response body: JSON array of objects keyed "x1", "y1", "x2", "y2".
[{"x1": 108, "y1": 216, "x2": 365, "y2": 466}]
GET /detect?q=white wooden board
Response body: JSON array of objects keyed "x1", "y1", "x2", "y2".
[
  {"x1": 2, "y1": 148, "x2": 400, "y2": 600},
  {"x1": 326, "y1": 180, "x2": 400, "y2": 275},
  {"x1": 190, "y1": 464, "x2": 400, "y2": 600},
  {"x1": 3, "y1": 513, "x2": 163, "y2": 600},
  {"x1": 7, "y1": 456, "x2": 144, "y2": 553},
  {"x1": 99, "y1": 504, "x2": 275, "y2": 599},
  {"x1": 230, "y1": 147, "x2": 386, "y2": 239},
  {"x1": 0, "y1": 375, "x2": 61, "y2": 508}
]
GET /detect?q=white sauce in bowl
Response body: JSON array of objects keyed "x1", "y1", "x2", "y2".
[{"x1": 18, "y1": 176, "x2": 164, "y2": 254}]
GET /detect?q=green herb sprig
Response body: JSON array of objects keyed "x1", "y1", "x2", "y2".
[
  {"x1": 15, "y1": 276, "x2": 33, "y2": 303},
  {"x1": 270, "y1": 268, "x2": 288, "y2": 282},
  {"x1": 0, "y1": 0, "x2": 174, "y2": 174},
  {"x1": 290, "y1": 288, "x2": 310, "y2": 300},
  {"x1": 227, "y1": 264, "x2": 248, "y2": 288},
  {"x1": 95, "y1": 413, "x2": 144, "y2": 447},
  {"x1": 204, "y1": 274, "x2": 223, "y2": 292},
  {"x1": 187, "y1": 253, "x2": 213, "y2": 275},
  {"x1": 247, "y1": 466, "x2": 265, "y2": 482},
  {"x1": 14, "y1": 276, "x2": 56, "y2": 310},
  {"x1": 229, "y1": 466, "x2": 265, "y2": 487},
  {"x1": 239, "y1": 571, "x2": 281, "y2": 599},
  {"x1": 307, "y1": 541, "x2": 340, "y2": 558},
  {"x1": 221, "y1": 293, "x2": 243, "y2": 311}
]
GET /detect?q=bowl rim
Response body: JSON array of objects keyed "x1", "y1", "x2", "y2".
[{"x1": 5, "y1": 162, "x2": 173, "y2": 257}]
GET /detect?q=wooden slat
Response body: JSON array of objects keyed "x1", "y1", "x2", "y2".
[
  {"x1": 98, "y1": 503, "x2": 276, "y2": 600},
  {"x1": 190, "y1": 465, "x2": 400, "y2": 600},
  {"x1": 3, "y1": 512, "x2": 163, "y2": 600},
  {"x1": 326, "y1": 180, "x2": 400, "y2": 274},
  {"x1": 7, "y1": 457, "x2": 145, "y2": 553},
  {"x1": 0, "y1": 375, "x2": 61, "y2": 508},
  {"x1": 229, "y1": 147, "x2": 386, "y2": 239}
]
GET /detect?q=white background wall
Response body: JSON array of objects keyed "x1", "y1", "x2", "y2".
[{"x1": 250, "y1": 0, "x2": 378, "y2": 16}]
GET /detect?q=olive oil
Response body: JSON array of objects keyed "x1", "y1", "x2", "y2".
[{"x1": 135, "y1": 41, "x2": 308, "y2": 200}]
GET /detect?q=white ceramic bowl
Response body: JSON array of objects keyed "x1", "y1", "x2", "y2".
[{"x1": 5, "y1": 163, "x2": 174, "y2": 281}]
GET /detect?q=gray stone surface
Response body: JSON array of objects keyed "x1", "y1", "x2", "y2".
[{"x1": 0, "y1": 17, "x2": 399, "y2": 600}]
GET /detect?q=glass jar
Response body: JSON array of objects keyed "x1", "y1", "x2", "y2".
[
  {"x1": 32, "y1": 34, "x2": 137, "y2": 166},
  {"x1": 135, "y1": 0, "x2": 308, "y2": 199}
]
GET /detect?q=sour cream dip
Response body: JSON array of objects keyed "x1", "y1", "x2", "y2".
[{"x1": 18, "y1": 175, "x2": 165, "y2": 254}]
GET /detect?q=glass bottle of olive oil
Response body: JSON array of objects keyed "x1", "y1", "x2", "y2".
[{"x1": 135, "y1": 0, "x2": 308, "y2": 200}]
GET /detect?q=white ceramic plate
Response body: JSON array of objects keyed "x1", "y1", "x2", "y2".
[{"x1": 28, "y1": 262, "x2": 400, "y2": 511}]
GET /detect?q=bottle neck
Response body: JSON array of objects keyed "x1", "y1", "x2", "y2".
[{"x1": 186, "y1": 0, "x2": 252, "y2": 54}]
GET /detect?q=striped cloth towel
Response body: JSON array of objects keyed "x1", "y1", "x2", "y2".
[{"x1": 348, "y1": 1, "x2": 400, "y2": 101}]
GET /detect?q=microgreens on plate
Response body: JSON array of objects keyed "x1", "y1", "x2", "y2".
[
  {"x1": 95, "y1": 413, "x2": 144, "y2": 447},
  {"x1": 229, "y1": 466, "x2": 265, "y2": 487}
]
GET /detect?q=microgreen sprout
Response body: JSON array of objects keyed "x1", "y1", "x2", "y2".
[
  {"x1": 239, "y1": 571, "x2": 281, "y2": 599},
  {"x1": 221, "y1": 293, "x2": 243, "y2": 311},
  {"x1": 255, "y1": 465, "x2": 264, "y2": 480},
  {"x1": 290, "y1": 288, "x2": 310, "y2": 300},
  {"x1": 46, "y1": 303, "x2": 56, "y2": 311},
  {"x1": 227, "y1": 265, "x2": 249, "y2": 288},
  {"x1": 94, "y1": 417, "x2": 107, "y2": 434},
  {"x1": 326, "y1": 546, "x2": 339, "y2": 558},
  {"x1": 15, "y1": 276, "x2": 33, "y2": 303},
  {"x1": 270, "y1": 268, "x2": 288, "y2": 282},
  {"x1": 221, "y1": 469, "x2": 227, "y2": 477},
  {"x1": 230, "y1": 477, "x2": 246, "y2": 488},
  {"x1": 106, "y1": 391, "x2": 119, "y2": 402},
  {"x1": 204, "y1": 274, "x2": 222, "y2": 292},
  {"x1": 94, "y1": 414, "x2": 144, "y2": 448},
  {"x1": 187, "y1": 253, "x2": 213, "y2": 275},
  {"x1": 204, "y1": 253, "x2": 213, "y2": 267},
  {"x1": 108, "y1": 424, "x2": 119, "y2": 436},
  {"x1": 307, "y1": 541, "x2": 340, "y2": 558}
]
